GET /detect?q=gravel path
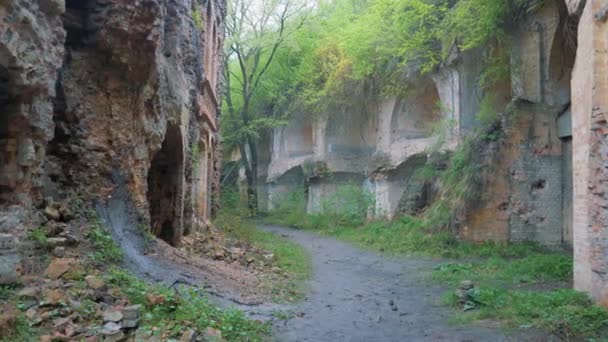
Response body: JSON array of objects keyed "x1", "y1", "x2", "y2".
[{"x1": 260, "y1": 224, "x2": 545, "y2": 342}]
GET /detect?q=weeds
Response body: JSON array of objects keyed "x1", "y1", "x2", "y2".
[
  {"x1": 0, "y1": 284, "x2": 17, "y2": 301},
  {"x1": 104, "y1": 267, "x2": 270, "y2": 340},
  {"x1": 433, "y1": 253, "x2": 572, "y2": 287},
  {"x1": 445, "y1": 287, "x2": 608, "y2": 340},
  {"x1": 0, "y1": 315, "x2": 36, "y2": 342},
  {"x1": 28, "y1": 226, "x2": 49, "y2": 249},
  {"x1": 266, "y1": 182, "x2": 374, "y2": 231},
  {"x1": 88, "y1": 223, "x2": 122, "y2": 264}
]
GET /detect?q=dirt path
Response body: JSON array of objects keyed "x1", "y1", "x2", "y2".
[{"x1": 260, "y1": 224, "x2": 543, "y2": 342}]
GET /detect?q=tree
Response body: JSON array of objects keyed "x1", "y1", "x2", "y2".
[{"x1": 222, "y1": 0, "x2": 309, "y2": 214}]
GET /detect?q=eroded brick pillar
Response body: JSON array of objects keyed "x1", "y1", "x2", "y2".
[{"x1": 570, "y1": 0, "x2": 608, "y2": 306}]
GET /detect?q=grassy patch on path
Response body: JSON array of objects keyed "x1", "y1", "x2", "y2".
[{"x1": 104, "y1": 268, "x2": 270, "y2": 341}]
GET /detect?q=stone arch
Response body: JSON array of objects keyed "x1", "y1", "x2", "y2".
[
  {"x1": 547, "y1": 2, "x2": 577, "y2": 107},
  {"x1": 147, "y1": 123, "x2": 185, "y2": 246},
  {"x1": 391, "y1": 80, "x2": 441, "y2": 142}
]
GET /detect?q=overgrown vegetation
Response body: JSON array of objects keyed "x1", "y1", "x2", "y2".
[
  {"x1": 85, "y1": 211, "x2": 123, "y2": 264},
  {"x1": 104, "y1": 267, "x2": 270, "y2": 340},
  {"x1": 266, "y1": 183, "x2": 374, "y2": 231},
  {"x1": 28, "y1": 226, "x2": 49, "y2": 249},
  {"x1": 458, "y1": 289, "x2": 608, "y2": 340}
]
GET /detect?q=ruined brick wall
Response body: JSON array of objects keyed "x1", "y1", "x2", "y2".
[{"x1": 569, "y1": 0, "x2": 608, "y2": 306}]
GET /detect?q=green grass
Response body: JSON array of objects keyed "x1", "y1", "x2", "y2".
[
  {"x1": 0, "y1": 315, "x2": 37, "y2": 342},
  {"x1": 432, "y1": 253, "x2": 573, "y2": 287},
  {"x1": 277, "y1": 214, "x2": 548, "y2": 259},
  {"x1": 104, "y1": 267, "x2": 270, "y2": 341},
  {"x1": 215, "y1": 209, "x2": 312, "y2": 302},
  {"x1": 28, "y1": 226, "x2": 49, "y2": 249},
  {"x1": 445, "y1": 287, "x2": 608, "y2": 340},
  {"x1": 88, "y1": 224, "x2": 123, "y2": 264}
]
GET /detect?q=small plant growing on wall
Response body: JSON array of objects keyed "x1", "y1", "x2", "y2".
[{"x1": 192, "y1": 1, "x2": 204, "y2": 30}]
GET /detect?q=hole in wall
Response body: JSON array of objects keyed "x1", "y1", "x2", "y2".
[
  {"x1": 0, "y1": 64, "x2": 15, "y2": 202},
  {"x1": 147, "y1": 124, "x2": 184, "y2": 246},
  {"x1": 531, "y1": 179, "x2": 546, "y2": 190},
  {"x1": 64, "y1": 0, "x2": 95, "y2": 48},
  {"x1": 0, "y1": 65, "x2": 11, "y2": 138}
]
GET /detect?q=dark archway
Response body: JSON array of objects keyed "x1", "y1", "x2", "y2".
[
  {"x1": 0, "y1": 64, "x2": 15, "y2": 202},
  {"x1": 147, "y1": 124, "x2": 184, "y2": 246}
]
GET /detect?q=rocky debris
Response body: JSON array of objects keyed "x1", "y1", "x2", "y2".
[
  {"x1": 100, "y1": 322, "x2": 124, "y2": 341},
  {"x1": 43, "y1": 201, "x2": 75, "y2": 223},
  {"x1": 0, "y1": 233, "x2": 21, "y2": 285},
  {"x1": 180, "y1": 230, "x2": 275, "y2": 271},
  {"x1": 17, "y1": 286, "x2": 40, "y2": 299},
  {"x1": 0, "y1": 305, "x2": 18, "y2": 336},
  {"x1": 454, "y1": 280, "x2": 478, "y2": 311},
  {"x1": 146, "y1": 293, "x2": 167, "y2": 306},
  {"x1": 120, "y1": 305, "x2": 141, "y2": 328},
  {"x1": 53, "y1": 246, "x2": 66, "y2": 257},
  {"x1": 45, "y1": 258, "x2": 78, "y2": 279},
  {"x1": 102, "y1": 310, "x2": 123, "y2": 323},
  {"x1": 44, "y1": 207, "x2": 62, "y2": 221},
  {"x1": 85, "y1": 275, "x2": 106, "y2": 290},
  {"x1": 180, "y1": 328, "x2": 197, "y2": 342},
  {"x1": 202, "y1": 327, "x2": 223, "y2": 341}
]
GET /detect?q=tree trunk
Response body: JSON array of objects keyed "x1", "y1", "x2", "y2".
[{"x1": 239, "y1": 140, "x2": 258, "y2": 216}]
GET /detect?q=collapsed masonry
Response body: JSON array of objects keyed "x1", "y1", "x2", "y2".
[
  {"x1": 0, "y1": 0, "x2": 224, "y2": 250},
  {"x1": 259, "y1": 0, "x2": 608, "y2": 306}
]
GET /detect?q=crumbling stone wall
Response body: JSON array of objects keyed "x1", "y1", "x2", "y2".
[
  {"x1": 569, "y1": 0, "x2": 608, "y2": 307},
  {"x1": 462, "y1": 0, "x2": 574, "y2": 247},
  {"x1": 0, "y1": 0, "x2": 65, "y2": 213},
  {"x1": 0, "y1": 0, "x2": 225, "y2": 248}
]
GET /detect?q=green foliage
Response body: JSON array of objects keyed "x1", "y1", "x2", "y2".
[
  {"x1": 446, "y1": 287, "x2": 608, "y2": 340},
  {"x1": 192, "y1": 2, "x2": 204, "y2": 30},
  {"x1": 0, "y1": 284, "x2": 17, "y2": 301},
  {"x1": 215, "y1": 209, "x2": 311, "y2": 302},
  {"x1": 88, "y1": 220, "x2": 122, "y2": 265},
  {"x1": 0, "y1": 314, "x2": 36, "y2": 342},
  {"x1": 28, "y1": 226, "x2": 49, "y2": 249},
  {"x1": 266, "y1": 183, "x2": 374, "y2": 231},
  {"x1": 266, "y1": 186, "x2": 309, "y2": 228},
  {"x1": 433, "y1": 253, "x2": 573, "y2": 286},
  {"x1": 104, "y1": 267, "x2": 270, "y2": 340},
  {"x1": 219, "y1": 185, "x2": 243, "y2": 210}
]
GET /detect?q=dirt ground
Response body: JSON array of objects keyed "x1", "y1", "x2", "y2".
[
  {"x1": 260, "y1": 224, "x2": 552, "y2": 342},
  {"x1": 97, "y1": 186, "x2": 551, "y2": 341}
]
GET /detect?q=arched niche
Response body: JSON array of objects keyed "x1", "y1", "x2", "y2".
[
  {"x1": 391, "y1": 80, "x2": 441, "y2": 142},
  {"x1": 547, "y1": 4, "x2": 577, "y2": 107},
  {"x1": 279, "y1": 112, "x2": 314, "y2": 158},
  {"x1": 147, "y1": 123, "x2": 185, "y2": 245}
]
